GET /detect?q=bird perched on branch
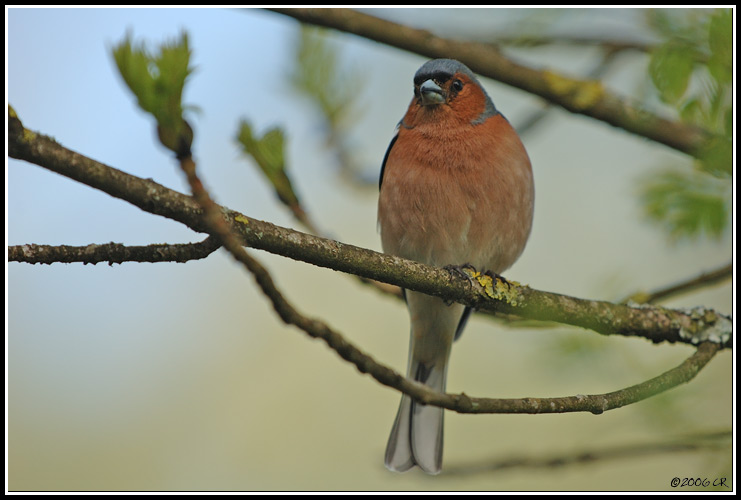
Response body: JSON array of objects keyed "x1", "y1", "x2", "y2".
[{"x1": 378, "y1": 59, "x2": 535, "y2": 474}]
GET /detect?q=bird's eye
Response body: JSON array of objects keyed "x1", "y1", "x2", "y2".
[{"x1": 451, "y1": 79, "x2": 464, "y2": 92}]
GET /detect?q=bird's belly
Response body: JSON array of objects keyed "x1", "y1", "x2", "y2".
[{"x1": 378, "y1": 166, "x2": 528, "y2": 273}]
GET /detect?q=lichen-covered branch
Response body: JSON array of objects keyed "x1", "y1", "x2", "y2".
[
  {"x1": 7, "y1": 107, "x2": 730, "y2": 414},
  {"x1": 174, "y1": 127, "x2": 724, "y2": 416},
  {"x1": 8, "y1": 237, "x2": 221, "y2": 265},
  {"x1": 8, "y1": 108, "x2": 732, "y2": 349},
  {"x1": 265, "y1": 8, "x2": 713, "y2": 157},
  {"x1": 485, "y1": 35, "x2": 654, "y2": 54}
]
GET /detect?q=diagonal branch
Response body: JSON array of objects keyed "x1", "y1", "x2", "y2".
[
  {"x1": 484, "y1": 35, "x2": 654, "y2": 53},
  {"x1": 8, "y1": 237, "x2": 221, "y2": 265},
  {"x1": 8, "y1": 108, "x2": 732, "y2": 350},
  {"x1": 514, "y1": 43, "x2": 623, "y2": 136},
  {"x1": 264, "y1": 8, "x2": 713, "y2": 157},
  {"x1": 175, "y1": 126, "x2": 723, "y2": 416}
]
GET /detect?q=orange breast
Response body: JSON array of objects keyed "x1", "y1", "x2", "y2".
[{"x1": 378, "y1": 114, "x2": 534, "y2": 273}]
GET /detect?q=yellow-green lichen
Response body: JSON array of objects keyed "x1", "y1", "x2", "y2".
[
  {"x1": 234, "y1": 214, "x2": 250, "y2": 225},
  {"x1": 625, "y1": 291, "x2": 651, "y2": 304},
  {"x1": 463, "y1": 269, "x2": 522, "y2": 306},
  {"x1": 543, "y1": 70, "x2": 605, "y2": 111},
  {"x1": 22, "y1": 128, "x2": 37, "y2": 143},
  {"x1": 460, "y1": 267, "x2": 480, "y2": 280}
]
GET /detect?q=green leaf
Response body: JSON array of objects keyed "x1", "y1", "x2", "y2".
[
  {"x1": 638, "y1": 9, "x2": 732, "y2": 246},
  {"x1": 258, "y1": 129, "x2": 287, "y2": 176},
  {"x1": 697, "y1": 136, "x2": 732, "y2": 178},
  {"x1": 112, "y1": 34, "x2": 158, "y2": 114},
  {"x1": 639, "y1": 168, "x2": 730, "y2": 241},
  {"x1": 724, "y1": 108, "x2": 732, "y2": 138},
  {"x1": 649, "y1": 42, "x2": 696, "y2": 104},
  {"x1": 236, "y1": 120, "x2": 299, "y2": 207},
  {"x1": 679, "y1": 97, "x2": 702, "y2": 123},
  {"x1": 707, "y1": 8, "x2": 732, "y2": 84},
  {"x1": 112, "y1": 31, "x2": 195, "y2": 156}
]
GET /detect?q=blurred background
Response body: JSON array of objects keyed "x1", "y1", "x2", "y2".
[{"x1": 7, "y1": 7, "x2": 733, "y2": 492}]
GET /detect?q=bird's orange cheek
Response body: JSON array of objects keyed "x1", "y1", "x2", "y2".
[{"x1": 449, "y1": 95, "x2": 487, "y2": 123}]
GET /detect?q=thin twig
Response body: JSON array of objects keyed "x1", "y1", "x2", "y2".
[
  {"x1": 443, "y1": 429, "x2": 732, "y2": 476},
  {"x1": 624, "y1": 262, "x2": 733, "y2": 305},
  {"x1": 8, "y1": 237, "x2": 221, "y2": 265},
  {"x1": 176, "y1": 139, "x2": 723, "y2": 415}
]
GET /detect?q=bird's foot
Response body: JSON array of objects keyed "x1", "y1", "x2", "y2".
[
  {"x1": 444, "y1": 263, "x2": 479, "y2": 283},
  {"x1": 483, "y1": 270, "x2": 513, "y2": 290},
  {"x1": 443, "y1": 263, "x2": 479, "y2": 305}
]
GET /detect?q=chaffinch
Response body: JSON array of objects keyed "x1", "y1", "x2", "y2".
[{"x1": 378, "y1": 59, "x2": 535, "y2": 474}]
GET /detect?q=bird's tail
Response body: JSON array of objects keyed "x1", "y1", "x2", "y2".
[
  {"x1": 384, "y1": 292, "x2": 463, "y2": 475},
  {"x1": 384, "y1": 359, "x2": 447, "y2": 474}
]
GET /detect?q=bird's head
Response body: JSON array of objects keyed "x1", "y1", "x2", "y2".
[{"x1": 407, "y1": 59, "x2": 498, "y2": 126}]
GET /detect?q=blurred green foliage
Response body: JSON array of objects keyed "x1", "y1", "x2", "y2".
[
  {"x1": 640, "y1": 167, "x2": 730, "y2": 241},
  {"x1": 112, "y1": 31, "x2": 195, "y2": 156},
  {"x1": 641, "y1": 8, "x2": 732, "y2": 241},
  {"x1": 288, "y1": 26, "x2": 362, "y2": 132},
  {"x1": 288, "y1": 26, "x2": 371, "y2": 186},
  {"x1": 236, "y1": 120, "x2": 301, "y2": 210}
]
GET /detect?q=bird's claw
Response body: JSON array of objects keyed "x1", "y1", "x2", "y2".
[
  {"x1": 444, "y1": 263, "x2": 478, "y2": 283},
  {"x1": 483, "y1": 270, "x2": 512, "y2": 290},
  {"x1": 443, "y1": 264, "x2": 479, "y2": 305}
]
